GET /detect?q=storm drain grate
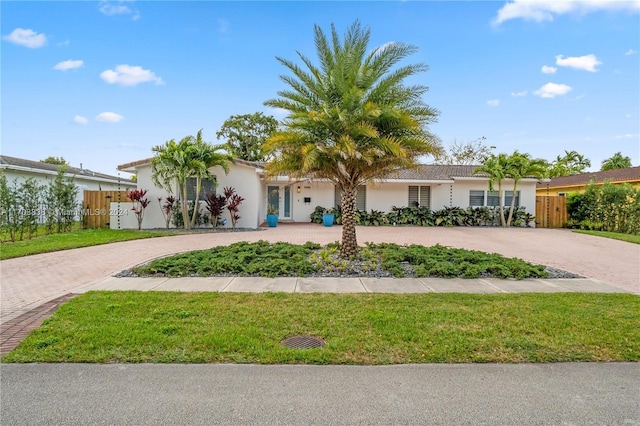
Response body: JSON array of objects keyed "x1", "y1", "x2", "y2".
[{"x1": 281, "y1": 335, "x2": 325, "y2": 349}]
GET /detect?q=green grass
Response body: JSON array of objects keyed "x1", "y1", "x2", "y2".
[
  {"x1": 3, "y1": 291, "x2": 638, "y2": 364},
  {"x1": 134, "y1": 241, "x2": 549, "y2": 279},
  {"x1": 0, "y1": 228, "x2": 175, "y2": 260},
  {"x1": 574, "y1": 230, "x2": 640, "y2": 244}
]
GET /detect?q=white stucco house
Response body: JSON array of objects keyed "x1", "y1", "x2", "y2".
[
  {"x1": 114, "y1": 157, "x2": 539, "y2": 229},
  {"x1": 0, "y1": 155, "x2": 136, "y2": 208}
]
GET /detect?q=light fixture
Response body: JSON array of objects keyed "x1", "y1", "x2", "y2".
[{"x1": 297, "y1": 186, "x2": 301, "y2": 193}]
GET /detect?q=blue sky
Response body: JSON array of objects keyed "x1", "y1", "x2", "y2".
[{"x1": 2, "y1": 1, "x2": 639, "y2": 175}]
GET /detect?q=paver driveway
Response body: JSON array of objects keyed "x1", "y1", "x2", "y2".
[{"x1": 1, "y1": 225, "x2": 638, "y2": 321}]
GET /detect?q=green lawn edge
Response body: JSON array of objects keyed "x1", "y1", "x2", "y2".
[
  {"x1": 573, "y1": 230, "x2": 640, "y2": 244},
  {"x1": 0, "y1": 229, "x2": 177, "y2": 260},
  {"x1": 3, "y1": 291, "x2": 638, "y2": 364}
]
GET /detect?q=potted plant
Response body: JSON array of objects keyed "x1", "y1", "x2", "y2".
[
  {"x1": 322, "y1": 208, "x2": 335, "y2": 227},
  {"x1": 266, "y1": 206, "x2": 278, "y2": 227}
]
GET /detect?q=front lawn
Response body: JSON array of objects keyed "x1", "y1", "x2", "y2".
[
  {"x1": 3, "y1": 291, "x2": 638, "y2": 364},
  {"x1": 0, "y1": 228, "x2": 175, "y2": 260},
  {"x1": 132, "y1": 241, "x2": 549, "y2": 279}
]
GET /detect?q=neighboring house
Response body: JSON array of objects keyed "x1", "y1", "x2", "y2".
[
  {"x1": 115, "y1": 159, "x2": 540, "y2": 229},
  {"x1": 0, "y1": 155, "x2": 137, "y2": 209},
  {"x1": 536, "y1": 166, "x2": 640, "y2": 196}
]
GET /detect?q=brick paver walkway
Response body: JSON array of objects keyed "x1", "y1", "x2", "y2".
[{"x1": 0, "y1": 293, "x2": 78, "y2": 355}]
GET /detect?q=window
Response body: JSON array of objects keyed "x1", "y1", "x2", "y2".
[
  {"x1": 469, "y1": 190, "x2": 484, "y2": 207},
  {"x1": 335, "y1": 185, "x2": 366, "y2": 211},
  {"x1": 408, "y1": 186, "x2": 430, "y2": 209},
  {"x1": 487, "y1": 191, "x2": 500, "y2": 207},
  {"x1": 186, "y1": 177, "x2": 215, "y2": 201},
  {"x1": 505, "y1": 191, "x2": 520, "y2": 207},
  {"x1": 558, "y1": 192, "x2": 566, "y2": 197}
]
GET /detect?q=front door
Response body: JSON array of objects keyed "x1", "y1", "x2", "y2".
[{"x1": 267, "y1": 185, "x2": 292, "y2": 219}]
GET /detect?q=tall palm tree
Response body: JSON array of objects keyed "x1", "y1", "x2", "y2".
[
  {"x1": 475, "y1": 154, "x2": 508, "y2": 227},
  {"x1": 504, "y1": 151, "x2": 547, "y2": 226},
  {"x1": 152, "y1": 130, "x2": 231, "y2": 229},
  {"x1": 263, "y1": 21, "x2": 441, "y2": 258}
]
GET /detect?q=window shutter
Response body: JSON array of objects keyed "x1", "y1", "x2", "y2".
[
  {"x1": 487, "y1": 191, "x2": 500, "y2": 207},
  {"x1": 408, "y1": 186, "x2": 419, "y2": 207},
  {"x1": 356, "y1": 186, "x2": 366, "y2": 211},
  {"x1": 505, "y1": 191, "x2": 520, "y2": 207},
  {"x1": 469, "y1": 190, "x2": 484, "y2": 207},
  {"x1": 419, "y1": 186, "x2": 430, "y2": 210}
]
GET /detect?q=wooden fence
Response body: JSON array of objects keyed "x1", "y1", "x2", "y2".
[
  {"x1": 83, "y1": 190, "x2": 129, "y2": 229},
  {"x1": 535, "y1": 196, "x2": 568, "y2": 228}
]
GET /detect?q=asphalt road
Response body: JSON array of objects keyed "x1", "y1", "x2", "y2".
[{"x1": 1, "y1": 363, "x2": 639, "y2": 425}]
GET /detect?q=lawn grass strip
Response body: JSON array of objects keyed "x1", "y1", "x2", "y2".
[{"x1": 3, "y1": 291, "x2": 638, "y2": 364}]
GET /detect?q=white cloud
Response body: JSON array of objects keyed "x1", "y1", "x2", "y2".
[
  {"x1": 534, "y1": 82, "x2": 572, "y2": 98},
  {"x1": 100, "y1": 65, "x2": 164, "y2": 86},
  {"x1": 2, "y1": 28, "x2": 47, "y2": 48},
  {"x1": 555, "y1": 54, "x2": 602, "y2": 72},
  {"x1": 99, "y1": 1, "x2": 140, "y2": 19},
  {"x1": 487, "y1": 99, "x2": 501, "y2": 107},
  {"x1": 625, "y1": 49, "x2": 638, "y2": 56},
  {"x1": 511, "y1": 90, "x2": 528, "y2": 97},
  {"x1": 73, "y1": 115, "x2": 88, "y2": 124},
  {"x1": 615, "y1": 133, "x2": 639, "y2": 139},
  {"x1": 541, "y1": 65, "x2": 557, "y2": 74},
  {"x1": 492, "y1": 0, "x2": 640, "y2": 25},
  {"x1": 54, "y1": 60, "x2": 84, "y2": 71},
  {"x1": 96, "y1": 112, "x2": 124, "y2": 123},
  {"x1": 268, "y1": 107, "x2": 289, "y2": 118}
]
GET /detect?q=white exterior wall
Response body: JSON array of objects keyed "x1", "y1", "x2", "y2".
[
  {"x1": 111, "y1": 164, "x2": 170, "y2": 229},
  {"x1": 449, "y1": 179, "x2": 492, "y2": 209},
  {"x1": 213, "y1": 163, "x2": 263, "y2": 229},
  {"x1": 113, "y1": 162, "x2": 267, "y2": 229},
  {"x1": 366, "y1": 182, "x2": 412, "y2": 211},
  {"x1": 427, "y1": 184, "x2": 452, "y2": 210},
  {"x1": 291, "y1": 180, "x2": 334, "y2": 222},
  {"x1": 366, "y1": 181, "x2": 456, "y2": 212}
]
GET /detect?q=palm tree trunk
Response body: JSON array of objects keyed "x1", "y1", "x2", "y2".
[
  {"x1": 506, "y1": 183, "x2": 518, "y2": 226},
  {"x1": 340, "y1": 186, "x2": 358, "y2": 258},
  {"x1": 181, "y1": 183, "x2": 191, "y2": 230},
  {"x1": 498, "y1": 182, "x2": 506, "y2": 227},
  {"x1": 190, "y1": 177, "x2": 201, "y2": 229}
]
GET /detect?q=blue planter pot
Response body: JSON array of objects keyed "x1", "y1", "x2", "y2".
[
  {"x1": 323, "y1": 214, "x2": 335, "y2": 227},
  {"x1": 266, "y1": 214, "x2": 278, "y2": 227}
]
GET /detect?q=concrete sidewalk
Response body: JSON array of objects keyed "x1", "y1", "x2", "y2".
[{"x1": 78, "y1": 275, "x2": 631, "y2": 294}]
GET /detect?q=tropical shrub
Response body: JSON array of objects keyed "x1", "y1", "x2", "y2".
[
  {"x1": 158, "y1": 196, "x2": 176, "y2": 229},
  {"x1": 309, "y1": 204, "x2": 532, "y2": 228},
  {"x1": 204, "y1": 193, "x2": 227, "y2": 228},
  {"x1": 567, "y1": 182, "x2": 639, "y2": 234},
  {"x1": 126, "y1": 189, "x2": 150, "y2": 230},
  {"x1": 172, "y1": 201, "x2": 208, "y2": 228}
]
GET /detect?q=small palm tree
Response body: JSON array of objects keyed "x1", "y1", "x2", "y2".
[
  {"x1": 475, "y1": 154, "x2": 508, "y2": 227},
  {"x1": 504, "y1": 151, "x2": 546, "y2": 226},
  {"x1": 152, "y1": 130, "x2": 231, "y2": 229},
  {"x1": 263, "y1": 21, "x2": 441, "y2": 258}
]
